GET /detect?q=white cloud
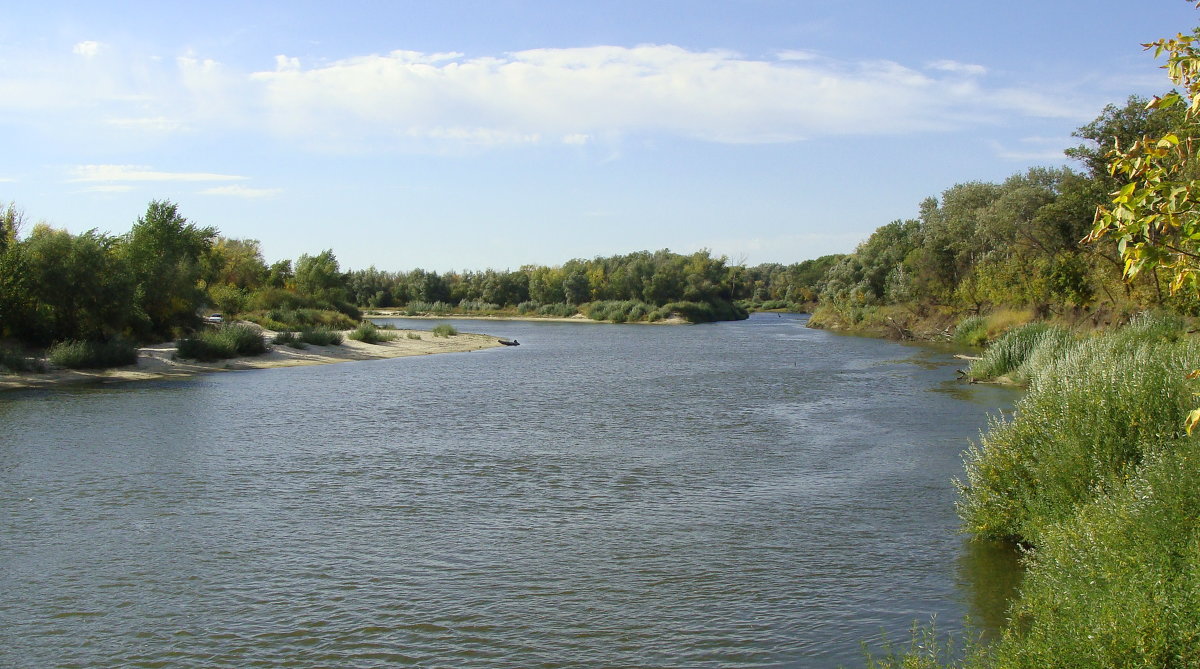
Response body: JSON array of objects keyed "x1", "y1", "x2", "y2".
[
  {"x1": 73, "y1": 41, "x2": 104, "y2": 58},
  {"x1": 2, "y1": 42, "x2": 1097, "y2": 152},
  {"x1": 989, "y1": 136, "x2": 1074, "y2": 161},
  {"x1": 927, "y1": 59, "x2": 987, "y2": 76},
  {"x1": 68, "y1": 164, "x2": 247, "y2": 182},
  {"x1": 246, "y1": 45, "x2": 1085, "y2": 147},
  {"x1": 81, "y1": 184, "x2": 135, "y2": 193},
  {"x1": 106, "y1": 117, "x2": 188, "y2": 132},
  {"x1": 200, "y1": 184, "x2": 282, "y2": 198}
]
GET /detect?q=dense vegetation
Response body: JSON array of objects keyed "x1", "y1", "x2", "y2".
[
  {"x1": 0, "y1": 204, "x2": 782, "y2": 372},
  {"x1": 867, "y1": 15, "x2": 1200, "y2": 668}
]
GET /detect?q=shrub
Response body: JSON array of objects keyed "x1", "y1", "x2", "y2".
[
  {"x1": 404, "y1": 301, "x2": 452, "y2": 315},
  {"x1": 984, "y1": 440, "x2": 1200, "y2": 665},
  {"x1": 457, "y1": 299, "x2": 500, "y2": 312},
  {"x1": 272, "y1": 330, "x2": 307, "y2": 349},
  {"x1": 431, "y1": 324, "x2": 458, "y2": 337},
  {"x1": 516, "y1": 300, "x2": 541, "y2": 314},
  {"x1": 48, "y1": 338, "x2": 139, "y2": 369},
  {"x1": 176, "y1": 323, "x2": 267, "y2": 362},
  {"x1": 538, "y1": 303, "x2": 577, "y2": 317},
  {"x1": 243, "y1": 308, "x2": 356, "y2": 332},
  {"x1": 348, "y1": 321, "x2": 398, "y2": 344},
  {"x1": 299, "y1": 326, "x2": 343, "y2": 346},
  {"x1": 958, "y1": 329, "x2": 1200, "y2": 545},
  {"x1": 406, "y1": 332, "x2": 422, "y2": 340}
]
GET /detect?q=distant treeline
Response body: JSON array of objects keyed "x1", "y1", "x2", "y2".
[
  {"x1": 811, "y1": 94, "x2": 1198, "y2": 333},
  {"x1": 3, "y1": 200, "x2": 844, "y2": 349}
]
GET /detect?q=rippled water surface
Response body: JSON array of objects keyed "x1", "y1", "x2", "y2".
[{"x1": 0, "y1": 314, "x2": 1020, "y2": 667}]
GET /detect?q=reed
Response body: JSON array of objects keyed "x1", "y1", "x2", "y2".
[{"x1": 348, "y1": 321, "x2": 398, "y2": 344}]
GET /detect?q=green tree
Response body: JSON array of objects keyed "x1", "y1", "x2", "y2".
[{"x1": 123, "y1": 200, "x2": 215, "y2": 339}]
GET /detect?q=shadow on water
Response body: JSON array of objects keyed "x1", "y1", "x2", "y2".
[{"x1": 956, "y1": 538, "x2": 1024, "y2": 642}]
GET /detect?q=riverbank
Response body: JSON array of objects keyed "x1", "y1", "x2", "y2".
[
  {"x1": 0, "y1": 328, "x2": 503, "y2": 392},
  {"x1": 365, "y1": 310, "x2": 688, "y2": 325}
]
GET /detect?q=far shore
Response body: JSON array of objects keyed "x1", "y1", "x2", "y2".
[
  {"x1": 0, "y1": 327, "x2": 504, "y2": 393},
  {"x1": 365, "y1": 311, "x2": 687, "y2": 324}
]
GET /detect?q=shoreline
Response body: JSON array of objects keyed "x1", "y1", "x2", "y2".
[
  {"x1": 0, "y1": 327, "x2": 504, "y2": 392},
  {"x1": 365, "y1": 311, "x2": 690, "y2": 325}
]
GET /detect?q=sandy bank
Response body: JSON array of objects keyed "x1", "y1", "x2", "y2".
[{"x1": 0, "y1": 328, "x2": 505, "y2": 392}]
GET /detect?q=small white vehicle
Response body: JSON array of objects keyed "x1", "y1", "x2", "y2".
[{"x1": 206, "y1": 313, "x2": 223, "y2": 323}]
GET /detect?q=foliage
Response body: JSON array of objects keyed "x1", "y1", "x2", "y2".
[
  {"x1": 348, "y1": 321, "x2": 398, "y2": 344},
  {"x1": 47, "y1": 338, "x2": 138, "y2": 369},
  {"x1": 951, "y1": 315, "x2": 989, "y2": 347},
  {"x1": 966, "y1": 322, "x2": 1069, "y2": 382},
  {"x1": 983, "y1": 439, "x2": 1200, "y2": 666},
  {"x1": 271, "y1": 330, "x2": 306, "y2": 349},
  {"x1": 958, "y1": 318, "x2": 1197, "y2": 546},
  {"x1": 176, "y1": 323, "x2": 267, "y2": 362},
  {"x1": 431, "y1": 324, "x2": 458, "y2": 337},
  {"x1": 123, "y1": 200, "x2": 216, "y2": 339},
  {"x1": 242, "y1": 307, "x2": 357, "y2": 332},
  {"x1": 298, "y1": 326, "x2": 343, "y2": 346},
  {"x1": 405, "y1": 331, "x2": 422, "y2": 340}
]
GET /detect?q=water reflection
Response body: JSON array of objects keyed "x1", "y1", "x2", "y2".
[{"x1": 956, "y1": 538, "x2": 1024, "y2": 642}]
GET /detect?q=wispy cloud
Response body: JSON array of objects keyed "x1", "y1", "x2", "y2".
[
  {"x1": 927, "y1": 59, "x2": 987, "y2": 76},
  {"x1": 72, "y1": 41, "x2": 104, "y2": 58},
  {"x1": 81, "y1": 184, "x2": 135, "y2": 193},
  {"x1": 5, "y1": 43, "x2": 1097, "y2": 152},
  {"x1": 989, "y1": 136, "x2": 1074, "y2": 161},
  {"x1": 200, "y1": 184, "x2": 282, "y2": 198},
  {"x1": 68, "y1": 164, "x2": 247, "y2": 182}
]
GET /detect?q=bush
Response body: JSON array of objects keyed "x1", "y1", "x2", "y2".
[
  {"x1": 516, "y1": 300, "x2": 541, "y2": 314},
  {"x1": 431, "y1": 324, "x2": 458, "y2": 337},
  {"x1": 404, "y1": 301, "x2": 452, "y2": 316},
  {"x1": 348, "y1": 321, "x2": 398, "y2": 344},
  {"x1": 272, "y1": 330, "x2": 306, "y2": 349},
  {"x1": 48, "y1": 338, "x2": 139, "y2": 369},
  {"x1": 984, "y1": 440, "x2": 1200, "y2": 665},
  {"x1": 538, "y1": 303, "x2": 577, "y2": 317},
  {"x1": 299, "y1": 327, "x2": 343, "y2": 346},
  {"x1": 243, "y1": 308, "x2": 357, "y2": 332},
  {"x1": 176, "y1": 323, "x2": 267, "y2": 362},
  {"x1": 958, "y1": 328, "x2": 1200, "y2": 546},
  {"x1": 406, "y1": 332, "x2": 422, "y2": 340},
  {"x1": 457, "y1": 299, "x2": 500, "y2": 312}
]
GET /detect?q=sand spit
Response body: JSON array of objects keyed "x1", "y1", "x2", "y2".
[{"x1": 0, "y1": 328, "x2": 505, "y2": 392}]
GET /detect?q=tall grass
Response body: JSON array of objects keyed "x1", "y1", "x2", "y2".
[
  {"x1": 404, "y1": 301, "x2": 453, "y2": 315},
  {"x1": 176, "y1": 323, "x2": 267, "y2": 362},
  {"x1": 431, "y1": 323, "x2": 458, "y2": 337},
  {"x1": 348, "y1": 321, "x2": 398, "y2": 344},
  {"x1": 47, "y1": 338, "x2": 139, "y2": 369},
  {"x1": 952, "y1": 315, "x2": 989, "y2": 347},
  {"x1": 958, "y1": 324, "x2": 1198, "y2": 546},
  {"x1": 966, "y1": 322, "x2": 1067, "y2": 381},
  {"x1": 299, "y1": 327, "x2": 343, "y2": 346},
  {"x1": 243, "y1": 308, "x2": 356, "y2": 332}
]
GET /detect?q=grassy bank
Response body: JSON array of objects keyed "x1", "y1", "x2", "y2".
[{"x1": 873, "y1": 313, "x2": 1200, "y2": 667}]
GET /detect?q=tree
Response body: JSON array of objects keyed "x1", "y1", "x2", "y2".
[
  {"x1": 123, "y1": 200, "x2": 215, "y2": 339},
  {"x1": 1085, "y1": 12, "x2": 1200, "y2": 430}
]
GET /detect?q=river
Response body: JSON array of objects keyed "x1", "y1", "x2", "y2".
[{"x1": 0, "y1": 313, "x2": 1021, "y2": 667}]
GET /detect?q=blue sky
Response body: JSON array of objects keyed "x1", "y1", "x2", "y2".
[{"x1": 1, "y1": 1, "x2": 1196, "y2": 272}]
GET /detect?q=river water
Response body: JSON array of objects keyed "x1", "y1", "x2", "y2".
[{"x1": 0, "y1": 313, "x2": 1020, "y2": 667}]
